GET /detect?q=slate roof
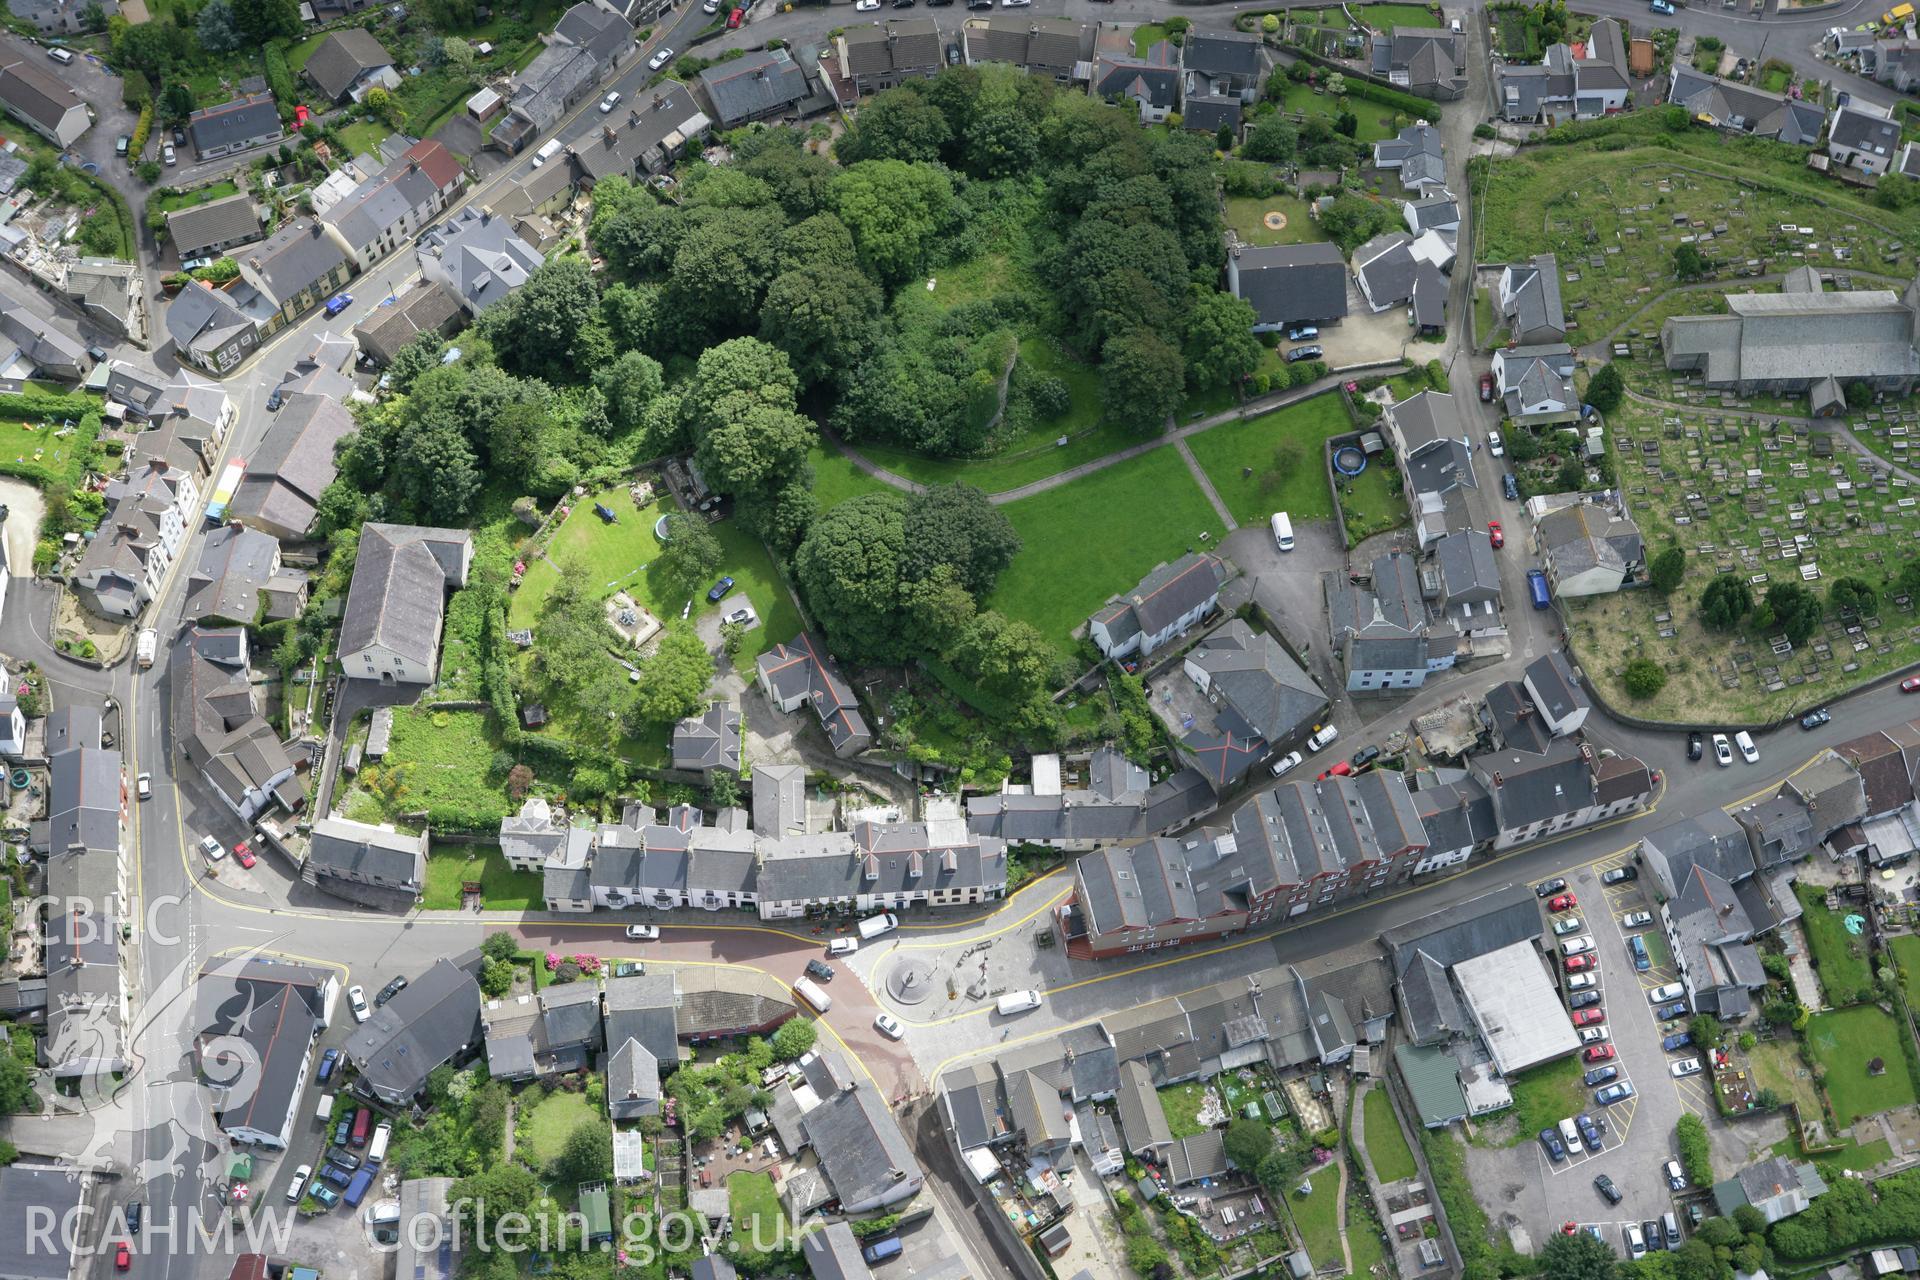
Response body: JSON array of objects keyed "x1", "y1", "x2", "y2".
[
  {"x1": 1472, "y1": 737, "x2": 1598, "y2": 832},
  {"x1": 184, "y1": 524, "x2": 280, "y2": 623},
  {"x1": 1167, "y1": 1131, "x2": 1229, "y2": 1185},
  {"x1": 1183, "y1": 29, "x2": 1262, "y2": 77},
  {"x1": 307, "y1": 816, "x2": 427, "y2": 888},
  {"x1": 345, "y1": 953, "x2": 483, "y2": 1099},
  {"x1": 1327, "y1": 550, "x2": 1431, "y2": 672},
  {"x1": 0, "y1": 1166, "x2": 87, "y2": 1280},
  {"x1": 699, "y1": 48, "x2": 810, "y2": 125},
  {"x1": 1433, "y1": 529, "x2": 1500, "y2": 605},
  {"x1": 0, "y1": 53, "x2": 83, "y2": 137},
  {"x1": 1537, "y1": 502, "x2": 1644, "y2": 579},
  {"x1": 1185, "y1": 619, "x2": 1327, "y2": 745},
  {"x1": 800, "y1": 1052, "x2": 922, "y2": 1206},
  {"x1": 1835, "y1": 720, "x2": 1920, "y2": 817},
  {"x1": 1500, "y1": 255, "x2": 1566, "y2": 341},
  {"x1": 570, "y1": 83, "x2": 711, "y2": 181},
  {"x1": 166, "y1": 282, "x2": 255, "y2": 361},
  {"x1": 243, "y1": 219, "x2": 350, "y2": 307},
  {"x1": 1667, "y1": 65, "x2": 1826, "y2": 143},
  {"x1": 555, "y1": 0, "x2": 633, "y2": 63},
  {"x1": 1830, "y1": 101, "x2": 1902, "y2": 163},
  {"x1": 510, "y1": 43, "x2": 602, "y2": 132},
  {"x1": 839, "y1": 19, "x2": 941, "y2": 79},
  {"x1": 1640, "y1": 809, "x2": 1753, "y2": 894},
  {"x1": 338, "y1": 523, "x2": 472, "y2": 670},
  {"x1": 1230, "y1": 242, "x2": 1349, "y2": 328},
  {"x1": 1181, "y1": 95, "x2": 1241, "y2": 134},
  {"x1": 189, "y1": 94, "x2": 281, "y2": 156},
  {"x1": 963, "y1": 15, "x2": 1093, "y2": 73},
  {"x1": 1372, "y1": 121, "x2": 1446, "y2": 185},
  {"x1": 305, "y1": 28, "x2": 394, "y2": 101},
  {"x1": 801, "y1": 1223, "x2": 873, "y2": 1280},
  {"x1": 170, "y1": 625, "x2": 303, "y2": 814},
  {"x1": 672, "y1": 703, "x2": 742, "y2": 773},
  {"x1": 167, "y1": 194, "x2": 263, "y2": 258},
  {"x1": 196, "y1": 957, "x2": 329, "y2": 1138},
  {"x1": 354, "y1": 279, "x2": 466, "y2": 360},
  {"x1": 1405, "y1": 193, "x2": 1459, "y2": 232},
  {"x1": 230, "y1": 392, "x2": 356, "y2": 538},
  {"x1": 418, "y1": 207, "x2": 543, "y2": 312},
  {"x1": 1664, "y1": 280, "x2": 1920, "y2": 387},
  {"x1": 43, "y1": 739, "x2": 120, "y2": 854},
  {"x1": 755, "y1": 632, "x2": 870, "y2": 754},
  {"x1": 1410, "y1": 777, "x2": 1496, "y2": 854},
  {"x1": 607, "y1": 1036, "x2": 661, "y2": 1117},
  {"x1": 1523, "y1": 652, "x2": 1587, "y2": 725},
  {"x1": 1782, "y1": 750, "x2": 1869, "y2": 837},
  {"x1": 603, "y1": 972, "x2": 683, "y2": 1065},
  {"x1": 1498, "y1": 343, "x2": 1576, "y2": 416},
  {"x1": 674, "y1": 967, "x2": 797, "y2": 1037},
  {"x1": 1381, "y1": 881, "x2": 1541, "y2": 976},
  {"x1": 1094, "y1": 41, "x2": 1181, "y2": 110},
  {"x1": 323, "y1": 139, "x2": 463, "y2": 255},
  {"x1": 1090, "y1": 552, "x2": 1226, "y2": 649}
]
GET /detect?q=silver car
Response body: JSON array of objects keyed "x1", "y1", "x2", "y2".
[{"x1": 647, "y1": 46, "x2": 674, "y2": 70}]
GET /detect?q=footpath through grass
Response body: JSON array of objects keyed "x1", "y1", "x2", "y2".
[{"x1": 1187, "y1": 392, "x2": 1350, "y2": 525}]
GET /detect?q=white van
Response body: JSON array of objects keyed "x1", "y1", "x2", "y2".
[
  {"x1": 316, "y1": 1091, "x2": 335, "y2": 1123},
  {"x1": 996, "y1": 990, "x2": 1042, "y2": 1016},
  {"x1": 856, "y1": 912, "x2": 898, "y2": 941},
  {"x1": 793, "y1": 977, "x2": 832, "y2": 1013},
  {"x1": 1270, "y1": 512, "x2": 1294, "y2": 552},
  {"x1": 136, "y1": 628, "x2": 157, "y2": 669},
  {"x1": 531, "y1": 138, "x2": 563, "y2": 167},
  {"x1": 1556, "y1": 1116, "x2": 1580, "y2": 1151},
  {"x1": 46, "y1": 46, "x2": 74, "y2": 64},
  {"x1": 367, "y1": 1121, "x2": 391, "y2": 1165},
  {"x1": 1306, "y1": 724, "x2": 1339, "y2": 753}
]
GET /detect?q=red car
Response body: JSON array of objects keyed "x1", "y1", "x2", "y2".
[
  {"x1": 1583, "y1": 1044, "x2": 1616, "y2": 1063},
  {"x1": 1317, "y1": 761, "x2": 1354, "y2": 782},
  {"x1": 233, "y1": 841, "x2": 257, "y2": 869},
  {"x1": 1548, "y1": 893, "x2": 1578, "y2": 912},
  {"x1": 1572, "y1": 1008, "x2": 1606, "y2": 1027},
  {"x1": 1488, "y1": 520, "x2": 1504, "y2": 549},
  {"x1": 115, "y1": 1243, "x2": 131, "y2": 1272},
  {"x1": 1564, "y1": 954, "x2": 1594, "y2": 973},
  {"x1": 1479, "y1": 372, "x2": 1495, "y2": 402},
  {"x1": 725, "y1": 5, "x2": 744, "y2": 25},
  {"x1": 294, "y1": 104, "x2": 310, "y2": 129},
  {"x1": 1903, "y1": 676, "x2": 1920, "y2": 693}
]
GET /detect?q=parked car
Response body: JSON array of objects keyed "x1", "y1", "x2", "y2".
[
  {"x1": 1649, "y1": 982, "x2": 1685, "y2": 1003},
  {"x1": 1316, "y1": 761, "x2": 1353, "y2": 781},
  {"x1": 1625, "y1": 1223, "x2": 1647, "y2": 1261},
  {"x1": 1650, "y1": 0, "x2": 1674, "y2": 13},
  {"x1": 1601, "y1": 864, "x2": 1639, "y2": 885},
  {"x1": 1713, "y1": 733, "x2": 1734, "y2": 766},
  {"x1": 874, "y1": 1013, "x2": 904, "y2": 1040},
  {"x1": 1735, "y1": 730, "x2": 1760, "y2": 764},
  {"x1": 115, "y1": 135, "x2": 129, "y2": 156},
  {"x1": 1270, "y1": 751, "x2": 1303, "y2": 778},
  {"x1": 648, "y1": 46, "x2": 676, "y2": 68},
  {"x1": 706, "y1": 576, "x2": 735, "y2": 602},
  {"x1": 1572, "y1": 1008, "x2": 1606, "y2": 1027},
  {"x1": 804, "y1": 959, "x2": 834, "y2": 982},
  {"x1": 1569, "y1": 990, "x2": 1601, "y2": 1009},
  {"x1": 318, "y1": 1163, "x2": 351, "y2": 1189},
  {"x1": 1349, "y1": 745, "x2": 1381, "y2": 770},
  {"x1": 347, "y1": 986, "x2": 369, "y2": 1022},
  {"x1": 199, "y1": 835, "x2": 224, "y2": 860},
  {"x1": 828, "y1": 938, "x2": 859, "y2": 957},
  {"x1": 1582, "y1": 1044, "x2": 1615, "y2": 1063},
  {"x1": 162, "y1": 144, "x2": 176, "y2": 166},
  {"x1": 1488, "y1": 429, "x2": 1504, "y2": 457},
  {"x1": 1577, "y1": 1113, "x2": 1604, "y2": 1152},
  {"x1": 1904, "y1": 676, "x2": 1920, "y2": 693},
  {"x1": 1583, "y1": 1065, "x2": 1618, "y2": 1086},
  {"x1": 115, "y1": 1243, "x2": 130, "y2": 1272},
  {"x1": 600, "y1": 91, "x2": 623, "y2": 112},
  {"x1": 1687, "y1": 731, "x2": 1704, "y2": 761},
  {"x1": 1548, "y1": 892, "x2": 1578, "y2": 912},
  {"x1": 1629, "y1": 936, "x2": 1650, "y2": 971},
  {"x1": 233, "y1": 842, "x2": 256, "y2": 869},
  {"x1": 1666, "y1": 1159, "x2": 1688, "y2": 1191},
  {"x1": 1536, "y1": 879, "x2": 1568, "y2": 898},
  {"x1": 136, "y1": 773, "x2": 151, "y2": 800},
  {"x1": 309, "y1": 1183, "x2": 340, "y2": 1210},
  {"x1": 1594, "y1": 1082, "x2": 1636, "y2": 1105},
  {"x1": 350, "y1": 1108, "x2": 372, "y2": 1146},
  {"x1": 1286, "y1": 344, "x2": 1322, "y2": 363},
  {"x1": 1594, "y1": 1174, "x2": 1623, "y2": 1205},
  {"x1": 1539, "y1": 1128, "x2": 1566, "y2": 1161},
  {"x1": 127, "y1": 1204, "x2": 141, "y2": 1236},
  {"x1": 625, "y1": 925, "x2": 660, "y2": 940},
  {"x1": 333, "y1": 1116, "x2": 351, "y2": 1146},
  {"x1": 287, "y1": 1166, "x2": 312, "y2": 1202},
  {"x1": 1565, "y1": 954, "x2": 1594, "y2": 973},
  {"x1": 727, "y1": 6, "x2": 745, "y2": 25},
  {"x1": 317, "y1": 1047, "x2": 340, "y2": 1083},
  {"x1": 376, "y1": 977, "x2": 408, "y2": 1007},
  {"x1": 1488, "y1": 520, "x2": 1504, "y2": 548},
  {"x1": 1671, "y1": 1058, "x2": 1703, "y2": 1077},
  {"x1": 1656, "y1": 1000, "x2": 1689, "y2": 1020},
  {"x1": 1579, "y1": 1025, "x2": 1610, "y2": 1044},
  {"x1": 1567, "y1": 972, "x2": 1597, "y2": 990},
  {"x1": 1622, "y1": 910, "x2": 1653, "y2": 928},
  {"x1": 1306, "y1": 724, "x2": 1339, "y2": 753},
  {"x1": 1286, "y1": 325, "x2": 1319, "y2": 342},
  {"x1": 1663, "y1": 1032, "x2": 1693, "y2": 1052},
  {"x1": 1552, "y1": 915, "x2": 1583, "y2": 935},
  {"x1": 1502, "y1": 472, "x2": 1519, "y2": 500},
  {"x1": 1801, "y1": 708, "x2": 1832, "y2": 730},
  {"x1": 323, "y1": 293, "x2": 352, "y2": 317},
  {"x1": 1479, "y1": 372, "x2": 1495, "y2": 402}
]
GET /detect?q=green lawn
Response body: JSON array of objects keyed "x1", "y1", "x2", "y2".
[
  {"x1": 286, "y1": 32, "x2": 326, "y2": 73},
  {"x1": 1158, "y1": 1083, "x2": 1210, "y2": 1139},
  {"x1": 1361, "y1": 1087, "x2": 1417, "y2": 1184},
  {"x1": 522, "y1": 1089, "x2": 597, "y2": 1169},
  {"x1": 1892, "y1": 934, "x2": 1920, "y2": 1008},
  {"x1": 1288, "y1": 1167, "x2": 1344, "y2": 1271},
  {"x1": 422, "y1": 846, "x2": 542, "y2": 911},
  {"x1": 355, "y1": 707, "x2": 513, "y2": 830},
  {"x1": 1224, "y1": 194, "x2": 1332, "y2": 248},
  {"x1": 1357, "y1": 2, "x2": 1441, "y2": 27},
  {"x1": 1506, "y1": 1056, "x2": 1588, "y2": 1148},
  {"x1": 1132, "y1": 21, "x2": 1169, "y2": 55},
  {"x1": 153, "y1": 181, "x2": 241, "y2": 215},
  {"x1": 1187, "y1": 392, "x2": 1351, "y2": 525},
  {"x1": 1772, "y1": 1132, "x2": 1893, "y2": 1179},
  {"x1": 1795, "y1": 882, "x2": 1875, "y2": 1005},
  {"x1": 728, "y1": 1171, "x2": 786, "y2": 1254},
  {"x1": 1748, "y1": 1037, "x2": 1825, "y2": 1120},
  {"x1": 987, "y1": 446, "x2": 1226, "y2": 655},
  {"x1": 807, "y1": 444, "x2": 892, "y2": 512},
  {"x1": 1335, "y1": 459, "x2": 1406, "y2": 548},
  {"x1": 335, "y1": 119, "x2": 392, "y2": 158},
  {"x1": 1274, "y1": 81, "x2": 1397, "y2": 144},
  {"x1": 1805, "y1": 1007, "x2": 1918, "y2": 1128}
]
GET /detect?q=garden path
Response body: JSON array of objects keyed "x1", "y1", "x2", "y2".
[{"x1": 1175, "y1": 439, "x2": 1238, "y2": 530}]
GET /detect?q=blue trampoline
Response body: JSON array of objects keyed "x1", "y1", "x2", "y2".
[{"x1": 1333, "y1": 445, "x2": 1368, "y2": 476}]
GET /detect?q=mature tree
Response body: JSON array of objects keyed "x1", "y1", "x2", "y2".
[
  {"x1": 1101, "y1": 328, "x2": 1185, "y2": 436},
  {"x1": 441, "y1": 35, "x2": 476, "y2": 72},
  {"x1": 1183, "y1": 289, "x2": 1262, "y2": 391},
  {"x1": 230, "y1": 0, "x2": 301, "y2": 42},
  {"x1": 478, "y1": 958, "x2": 514, "y2": 997},
  {"x1": 0, "y1": 1046, "x2": 33, "y2": 1114},
  {"x1": 481, "y1": 932, "x2": 519, "y2": 964},
  {"x1": 953, "y1": 611, "x2": 1057, "y2": 708},
  {"x1": 902, "y1": 484, "x2": 1021, "y2": 596},
  {"x1": 1649, "y1": 546, "x2": 1686, "y2": 595},
  {"x1": 771, "y1": 1018, "x2": 816, "y2": 1061},
  {"x1": 1318, "y1": 194, "x2": 1397, "y2": 253},
  {"x1": 1699, "y1": 576, "x2": 1752, "y2": 631},
  {"x1": 794, "y1": 492, "x2": 913, "y2": 661},
  {"x1": 1828, "y1": 575, "x2": 1878, "y2": 616},
  {"x1": 535, "y1": 567, "x2": 617, "y2": 694},
  {"x1": 593, "y1": 350, "x2": 664, "y2": 433},
  {"x1": 830, "y1": 159, "x2": 955, "y2": 286},
  {"x1": 1242, "y1": 116, "x2": 1297, "y2": 164},
  {"x1": 1688, "y1": 1014, "x2": 1723, "y2": 1049},
  {"x1": 1056, "y1": 218, "x2": 1191, "y2": 353},
  {"x1": 629, "y1": 625, "x2": 715, "y2": 725},
  {"x1": 778, "y1": 211, "x2": 861, "y2": 275},
  {"x1": 195, "y1": 0, "x2": 244, "y2": 53},
  {"x1": 1222, "y1": 1118, "x2": 1274, "y2": 1172},
  {"x1": 1623, "y1": 658, "x2": 1667, "y2": 699},
  {"x1": 653, "y1": 512, "x2": 724, "y2": 602},
  {"x1": 1757, "y1": 580, "x2": 1823, "y2": 645},
  {"x1": 1673, "y1": 242, "x2": 1707, "y2": 281},
  {"x1": 759, "y1": 264, "x2": 881, "y2": 389},
  {"x1": 480, "y1": 256, "x2": 608, "y2": 376},
  {"x1": 1556, "y1": 456, "x2": 1586, "y2": 493},
  {"x1": 835, "y1": 87, "x2": 952, "y2": 166},
  {"x1": 1541, "y1": 1225, "x2": 1619, "y2": 1280},
  {"x1": 600, "y1": 281, "x2": 663, "y2": 355},
  {"x1": 1674, "y1": 1114, "x2": 1712, "y2": 1188},
  {"x1": 959, "y1": 63, "x2": 1049, "y2": 178},
  {"x1": 682, "y1": 339, "x2": 816, "y2": 535},
  {"x1": 1899, "y1": 559, "x2": 1920, "y2": 601},
  {"x1": 389, "y1": 415, "x2": 481, "y2": 525},
  {"x1": 551, "y1": 1120, "x2": 614, "y2": 1185},
  {"x1": 1585, "y1": 362, "x2": 1625, "y2": 414},
  {"x1": 448, "y1": 1162, "x2": 542, "y2": 1241},
  {"x1": 664, "y1": 205, "x2": 789, "y2": 337}
]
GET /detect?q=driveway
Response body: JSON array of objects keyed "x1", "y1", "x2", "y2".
[
  {"x1": 1325, "y1": 276, "x2": 1431, "y2": 369},
  {"x1": 1223, "y1": 521, "x2": 1345, "y2": 699}
]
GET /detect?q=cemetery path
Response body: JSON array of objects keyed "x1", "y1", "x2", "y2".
[{"x1": 1619, "y1": 386, "x2": 1920, "y2": 488}]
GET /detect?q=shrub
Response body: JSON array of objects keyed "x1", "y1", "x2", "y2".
[
  {"x1": 263, "y1": 40, "x2": 298, "y2": 120},
  {"x1": 1262, "y1": 12, "x2": 1279, "y2": 31},
  {"x1": 1473, "y1": 122, "x2": 1496, "y2": 139},
  {"x1": 1676, "y1": 1114, "x2": 1712, "y2": 1187},
  {"x1": 1623, "y1": 658, "x2": 1666, "y2": 699},
  {"x1": 129, "y1": 105, "x2": 153, "y2": 159}
]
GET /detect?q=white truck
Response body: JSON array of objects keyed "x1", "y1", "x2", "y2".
[
  {"x1": 856, "y1": 912, "x2": 898, "y2": 941},
  {"x1": 136, "y1": 628, "x2": 157, "y2": 669}
]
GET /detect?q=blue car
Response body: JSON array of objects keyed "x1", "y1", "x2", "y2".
[
  {"x1": 309, "y1": 1183, "x2": 340, "y2": 1210},
  {"x1": 706, "y1": 575, "x2": 735, "y2": 602},
  {"x1": 1538, "y1": 1128, "x2": 1567, "y2": 1161},
  {"x1": 1650, "y1": 0, "x2": 1674, "y2": 12},
  {"x1": 1584, "y1": 1065, "x2": 1618, "y2": 1087},
  {"x1": 316, "y1": 1047, "x2": 340, "y2": 1083},
  {"x1": 1577, "y1": 1113, "x2": 1604, "y2": 1151},
  {"x1": 318, "y1": 1163, "x2": 352, "y2": 1189},
  {"x1": 1656, "y1": 1000, "x2": 1689, "y2": 1020},
  {"x1": 1503, "y1": 472, "x2": 1520, "y2": 500},
  {"x1": 323, "y1": 293, "x2": 353, "y2": 317},
  {"x1": 1630, "y1": 936, "x2": 1651, "y2": 972},
  {"x1": 1595, "y1": 1081, "x2": 1636, "y2": 1106},
  {"x1": 1663, "y1": 1031, "x2": 1693, "y2": 1052}
]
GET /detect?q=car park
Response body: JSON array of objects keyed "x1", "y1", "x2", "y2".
[
  {"x1": 648, "y1": 46, "x2": 675, "y2": 68},
  {"x1": 1569, "y1": 989, "x2": 1601, "y2": 1009},
  {"x1": 1656, "y1": 1000, "x2": 1689, "y2": 1020},
  {"x1": 1595, "y1": 1174, "x2": 1623, "y2": 1204},
  {"x1": 1713, "y1": 733, "x2": 1734, "y2": 766},
  {"x1": 1552, "y1": 915, "x2": 1583, "y2": 935},
  {"x1": 1539, "y1": 1129, "x2": 1567, "y2": 1161},
  {"x1": 1270, "y1": 751, "x2": 1303, "y2": 778},
  {"x1": 1583, "y1": 1065, "x2": 1618, "y2": 1086},
  {"x1": 1671, "y1": 1058, "x2": 1703, "y2": 1077},
  {"x1": 347, "y1": 986, "x2": 369, "y2": 1022},
  {"x1": 1801, "y1": 708, "x2": 1831, "y2": 730},
  {"x1": 1561, "y1": 935, "x2": 1595, "y2": 956},
  {"x1": 1735, "y1": 730, "x2": 1760, "y2": 764},
  {"x1": 1622, "y1": 910, "x2": 1653, "y2": 928},
  {"x1": 1536, "y1": 879, "x2": 1568, "y2": 898},
  {"x1": 1548, "y1": 892, "x2": 1577, "y2": 911},
  {"x1": 1601, "y1": 864, "x2": 1639, "y2": 885},
  {"x1": 625, "y1": 924, "x2": 660, "y2": 940},
  {"x1": 1666, "y1": 1160, "x2": 1688, "y2": 1191},
  {"x1": 1582, "y1": 1044, "x2": 1615, "y2": 1062},
  {"x1": 1663, "y1": 1032, "x2": 1692, "y2": 1052},
  {"x1": 1286, "y1": 344, "x2": 1322, "y2": 363},
  {"x1": 1594, "y1": 1081, "x2": 1636, "y2": 1105},
  {"x1": 1572, "y1": 1008, "x2": 1605, "y2": 1027},
  {"x1": 1687, "y1": 731, "x2": 1703, "y2": 761},
  {"x1": 1488, "y1": 429, "x2": 1504, "y2": 457},
  {"x1": 1488, "y1": 520, "x2": 1504, "y2": 548}
]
